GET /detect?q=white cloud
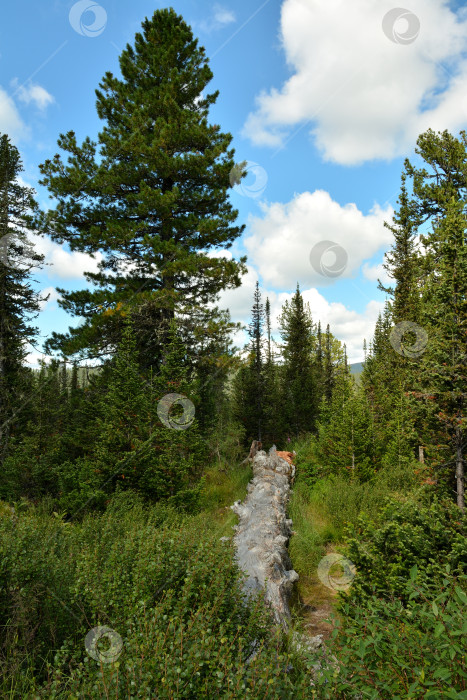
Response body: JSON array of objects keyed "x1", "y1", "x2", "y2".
[
  {"x1": 0, "y1": 86, "x2": 28, "y2": 141},
  {"x1": 217, "y1": 263, "x2": 258, "y2": 323},
  {"x1": 216, "y1": 265, "x2": 382, "y2": 362},
  {"x1": 362, "y1": 262, "x2": 392, "y2": 287},
  {"x1": 16, "y1": 82, "x2": 54, "y2": 111},
  {"x1": 196, "y1": 4, "x2": 236, "y2": 33},
  {"x1": 24, "y1": 349, "x2": 55, "y2": 368},
  {"x1": 31, "y1": 235, "x2": 104, "y2": 280},
  {"x1": 243, "y1": 190, "x2": 393, "y2": 289},
  {"x1": 243, "y1": 0, "x2": 467, "y2": 164},
  {"x1": 270, "y1": 287, "x2": 383, "y2": 363}
]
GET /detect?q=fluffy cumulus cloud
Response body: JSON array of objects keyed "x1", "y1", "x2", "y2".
[
  {"x1": 243, "y1": 190, "x2": 393, "y2": 289},
  {"x1": 362, "y1": 261, "x2": 392, "y2": 287},
  {"x1": 31, "y1": 234, "x2": 104, "y2": 280},
  {"x1": 269, "y1": 287, "x2": 383, "y2": 363},
  {"x1": 0, "y1": 86, "x2": 28, "y2": 141},
  {"x1": 243, "y1": 0, "x2": 467, "y2": 164},
  {"x1": 24, "y1": 348, "x2": 55, "y2": 367},
  {"x1": 16, "y1": 82, "x2": 54, "y2": 110},
  {"x1": 217, "y1": 268, "x2": 383, "y2": 362}
]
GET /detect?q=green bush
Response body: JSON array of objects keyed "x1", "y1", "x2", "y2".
[
  {"x1": 0, "y1": 497, "x2": 313, "y2": 698},
  {"x1": 313, "y1": 568, "x2": 467, "y2": 699},
  {"x1": 344, "y1": 497, "x2": 467, "y2": 606}
]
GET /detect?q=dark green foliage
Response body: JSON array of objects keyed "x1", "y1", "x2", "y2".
[
  {"x1": 0, "y1": 497, "x2": 312, "y2": 699},
  {"x1": 313, "y1": 568, "x2": 467, "y2": 699},
  {"x1": 0, "y1": 134, "x2": 45, "y2": 465},
  {"x1": 278, "y1": 285, "x2": 318, "y2": 437},
  {"x1": 38, "y1": 8, "x2": 246, "y2": 366},
  {"x1": 344, "y1": 497, "x2": 467, "y2": 606}
]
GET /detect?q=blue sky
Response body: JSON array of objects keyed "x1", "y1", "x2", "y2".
[{"x1": 2, "y1": 0, "x2": 467, "y2": 363}]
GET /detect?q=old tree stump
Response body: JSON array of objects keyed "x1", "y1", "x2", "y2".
[{"x1": 230, "y1": 445, "x2": 298, "y2": 630}]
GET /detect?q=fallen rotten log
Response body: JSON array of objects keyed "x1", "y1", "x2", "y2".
[{"x1": 231, "y1": 445, "x2": 299, "y2": 631}]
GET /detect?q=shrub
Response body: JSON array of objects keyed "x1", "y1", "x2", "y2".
[
  {"x1": 344, "y1": 497, "x2": 467, "y2": 606},
  {"x1": 0, "y1": 498, "x2": 313, "y2": 698},
  {"x1": 313, "y1": 568, "x2": 467, "y2": 699}
]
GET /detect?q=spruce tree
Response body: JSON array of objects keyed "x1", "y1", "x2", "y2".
[
  {"x1": 278, "y1": 284, "x2": 317, "y2": 437},
  {"x1": 0, "y1": 134, "x2": 45, "y2": 466},
  {"x1": 249, "y1": 281, "x2": 264, "y2": 441},
  {"x1": 415, "y1": 199, "x2": 467, "y2": 509},
  {"x1": 38, "y1": 9, "x2": 246, "y2": 365},
  {"x1": 402, "y1": 128, "x2": 467, "y2": 508},
  {"x1": 232, "y1": 283, "x2": 265, "y2": 445},
  {"x1": 379, "y1": 173, "x2": 421, "y2": 324}
]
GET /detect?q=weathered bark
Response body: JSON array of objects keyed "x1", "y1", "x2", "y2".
[
  {"x1": 240, "y1": 439, "x2": 262, "y2": 465},
  {"x1": 231, "y1": 445, "x2": 298, "y2": 630}
]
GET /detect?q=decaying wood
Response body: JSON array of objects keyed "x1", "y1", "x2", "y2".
[
  {"x1": 240, "y1": 439, "x2": 262, "y2": 465},
  {"x1": 231, "y1": 445, "x2": 298, "y2": 630}
]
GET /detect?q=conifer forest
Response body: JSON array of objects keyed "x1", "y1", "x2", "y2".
[{"x1": 0, "y1": 6, "x2": 466, "y2": 699}]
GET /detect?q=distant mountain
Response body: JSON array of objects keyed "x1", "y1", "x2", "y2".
[{"x1": 349, "y1": 361, "x2": 364, "y2": 376}]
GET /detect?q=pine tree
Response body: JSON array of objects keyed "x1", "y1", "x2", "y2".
[
  {"x1": 414, "y1": 199, "x2": 467, "y2": 509},
  {"x1": 402, "y1": 128, "x2": 467, "y2": 509},
  {"x1": 38, "y1": 9, "x2": 246, "y2": 366},
  {"x1": 278, "y1": 284, "x2": 317, "y2": 437},
  {"x1": 379, "y1": 173, "x2": 421, "y2": 324},
  {"x1": 0, "y1": 134, "x2": 45, "y2": 465}
]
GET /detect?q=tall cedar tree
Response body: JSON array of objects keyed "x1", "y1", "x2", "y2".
[
  {"x1": 415, "y1": 200, "x2": 467, "y2": 509},
  {"x1": 38, "y1": 9, "x2": 246, "y2": 366},
  {"x1": 363, "y1": 173, "x2": 425, "y2": 475},
  {"x1": 278, "y1": 284, "x2": 317, "y2": 437},
  {"x1": 0, "y1": 134, "x2": 45, "y2": 466},
  {"x1": 403, "y1": 129, "x2": 467, "y2": 509}
]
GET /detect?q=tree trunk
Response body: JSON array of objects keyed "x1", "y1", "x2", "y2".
[{"x1": 231, "y1": 445, "x2": 298, "y2": 630}]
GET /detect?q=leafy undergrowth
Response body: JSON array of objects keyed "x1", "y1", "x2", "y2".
[
  {"x1": 0, "y1": 464, "x2": 317, "y2": 699},
  {"x1": 288, "y1": 439, "x2": 467, "y2": 699}
]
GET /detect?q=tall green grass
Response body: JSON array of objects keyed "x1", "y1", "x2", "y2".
[{"x1": 0, "y1": 466, "x2": 316, "y2": 698}]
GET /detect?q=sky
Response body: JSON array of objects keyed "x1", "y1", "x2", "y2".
[{"x1": 2, "y1": 0, "x2": 467, "y2": 364}]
